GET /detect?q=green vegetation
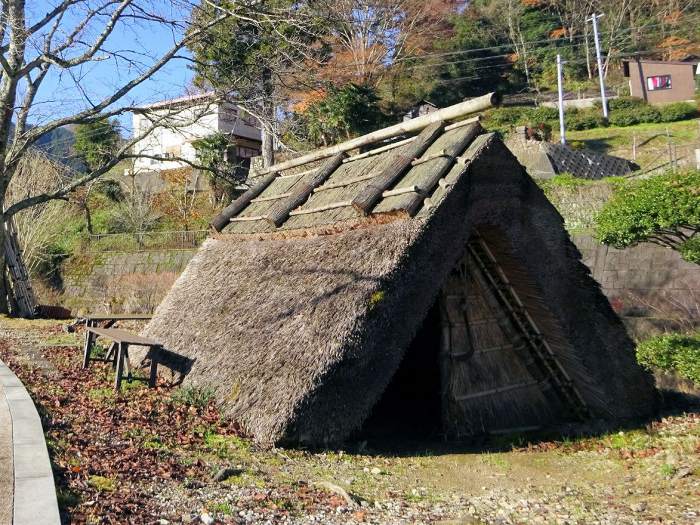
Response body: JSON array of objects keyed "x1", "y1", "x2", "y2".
[
  {"x1": 87, "y1": 475, "x2": 117, "y2": 492},
  {"x1": 74, "y1": 117, "x2": 120, "y2": 171},
  {"x1": 172, "y1": 385, "x2": 216, "y2": 408},
  {"x1": 636, "y1": 332, "x2": 700, "y2": 385},
  {"x1": 561, "y1": 118, "x2": 700, "y2": 173},
  {"x1": 368, "y1": 290, "x2": 386, "y2": 311},
  {"x1": 56, "y1": 488, "x2": 81, "y2": 510},
  {"x1": 485, "y1": 98, "x2": 697, "y2": 137},
  {"x1": 192, "y1": 132, "x2": 245, "y2": 201},
  {"x1": 208, "y1": 502, "x2": 233, "y2": 515},
  {"x1": 87, "y1": 387, "x2": 114, "y2": 402},
  {"x1": 298, "y1": 84, "x2": 386, "y2": 147},
  {"x1": 537, "y1": 175, "x2": 623, "y2": 233},
  {"x1": 595, "y1": 170, "x2": 700, "y2": 263}
]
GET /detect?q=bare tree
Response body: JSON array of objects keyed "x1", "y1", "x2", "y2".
[{"x1": 0, "y1": 0, "x2": 237, "y2": 313}]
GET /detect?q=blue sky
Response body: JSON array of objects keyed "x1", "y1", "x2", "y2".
[{"x1": 28, "y1": 1, "x2": 198, "y2": 133}]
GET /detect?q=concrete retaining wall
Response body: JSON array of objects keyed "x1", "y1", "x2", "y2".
[{"x1": 573, "y1": 234, "x2": 700, "y2": 338}]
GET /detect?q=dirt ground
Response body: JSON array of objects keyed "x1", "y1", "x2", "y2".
[{"x1": 1, "y1": 316, "x2": 699, "y2": 525}]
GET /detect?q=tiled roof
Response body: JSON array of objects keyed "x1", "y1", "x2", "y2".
[{"x1": 544, "y1": 143, "x2": 636, "y2": 180}]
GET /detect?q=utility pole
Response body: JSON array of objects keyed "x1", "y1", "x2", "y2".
[
  {"x1": 588, "y1": 13, "x2": 609, "y2": 121},
  {"x1": 557, "y1": 54, "x2": 566, "y2": 145}
]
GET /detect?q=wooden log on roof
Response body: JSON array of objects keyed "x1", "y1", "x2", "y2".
[
  {"x1": 253, "y1": 92, "x2": 499, "y2": 177},
  {"x1": 352, "y1": 121, "x2": 445, "y2": 215},
  {"x1": 210, "y1": 93, "x2": 498, "y2": 230},
  {"x1": 211, "y1": 172, "x2": 277, "y2": 232},
  {"x1": 403, "y1": 122, "x2": 484, "y2": 216},
  {"x1": 265, "y1": 152, "x2": 346, "y2": 227}
]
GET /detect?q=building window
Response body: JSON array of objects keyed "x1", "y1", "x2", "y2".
[
  {"x1": 646, "y1": 75, "x2": 672, "y2": 91},
  {"x1": 138, "y1": 116, "x2": 151, "y2": 134}
]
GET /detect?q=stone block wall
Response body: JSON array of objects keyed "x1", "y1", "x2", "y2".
[
  {"x1": 573, "y1": 234, "x2": 700, "y2": 338},
  {"x1": 55, "y1": 238, "x2": 699, "y2": 336},
  {"x1": 61, "y1": 250, "x2": 196, "y2": 314}
]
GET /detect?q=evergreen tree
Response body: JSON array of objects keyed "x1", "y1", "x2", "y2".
[{"x1": 73, "y1": 118, "x2": 120, "y2": 172}]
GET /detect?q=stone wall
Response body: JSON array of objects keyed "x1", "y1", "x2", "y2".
[
  {"x1": 573, "y1": 234, "x2": 700, "y2": 338},
  {"x1": 60, "y1": 250, "x2": 195, "y2": 314},
  {"x1": 56, "y1": 238, "x2": 699, "y2": 336}
]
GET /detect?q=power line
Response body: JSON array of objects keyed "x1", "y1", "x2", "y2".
[
  {"x1": 396, "y1": 15, "x2": 700, "y2": 63},
  {"x1": 326, "y1": 14, "x2": 700, "y2": 74}
]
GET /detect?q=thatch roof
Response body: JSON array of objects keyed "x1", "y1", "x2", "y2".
[{"x1": 143, "y1": 117, "x2": 657, "y2": 446}]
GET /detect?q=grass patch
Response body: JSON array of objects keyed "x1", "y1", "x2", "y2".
[
  {"x1": 142, "y1": 435, "x2": 170, "y2": 451},
  {"x1": 606, "y1": 430, "x2": 653, "y2": 451},
  {"x1": 42, "y1": 333, "x2": 82, "y2": 346},
  {"x1": 659, "y1": 463, "x2": 677, "y2": 477},
  {"x1": 88, "y1": 475, "x2": 117, "y2": 492},
  {"x1": 87, "y1": 387, "x2": 114, "y2": 402},
  {"x1": 205, "y1": 431, "x2": 251, "y2": 459},
  {"x1": 208, "y1": 502, "x2": 233, "y2": 515},
  {"x1": 172, "y1": 385, "x2": 216, "y2": 408},
  {"x1": 480, "y1": 453, "x2": 510, "y2": 469},
  {"x1": 561, "y1": 118, "x2": 700, "y2": 172},
  {"x1": 222, "y1": 470, "x2": 267, "y2": 489}
]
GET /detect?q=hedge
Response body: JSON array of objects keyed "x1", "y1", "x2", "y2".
[
  {"x1": 659, "y1": 102, "x2": 698, "y2": 123},
  {"x1": 566, "y1": 109, "x2": 605, "y2": 131},
  {"x1": 487, "y1": 97, "x2": 698, "y2": 134},
  {"x1": 609, "y1": 104, "x2": 661, "y2": 127},
  {"x1": 636, "y1": 332, "x2": 700, "y2": 386}
]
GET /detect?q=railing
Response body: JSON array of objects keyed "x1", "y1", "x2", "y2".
[{"x1": 86, "y1": 229, "x2": 209, "y2": 252}]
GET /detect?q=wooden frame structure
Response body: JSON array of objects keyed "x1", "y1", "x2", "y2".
[
  {"x1": 80, "y1": 313, "x2": 153, "y2": 328},
  {"x1": 82, "y1": 327, "x2": 162, "y2": 390}
]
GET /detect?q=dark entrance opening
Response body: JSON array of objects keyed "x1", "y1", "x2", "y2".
[{"x1": 359, "y1": 299, "x2": 443, "y2": 440}]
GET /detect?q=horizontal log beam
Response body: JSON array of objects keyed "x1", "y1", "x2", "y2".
[{"x1": 253, "y1": 93, "x2": 499, "y2": 176}]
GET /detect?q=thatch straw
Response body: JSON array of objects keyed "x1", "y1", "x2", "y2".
[{"x1": 143, "y1": 133, "x2": 657, "y2": 446}]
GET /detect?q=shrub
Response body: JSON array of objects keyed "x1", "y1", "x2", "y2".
[
  {"x1": 567, "y1": 109, "x2": 605, "y2": 131},
  {"x1": 486, "y1": 107, "x2": 529, "y2": 128},
  {"x1": 609, "y1": 104, "x2": 661, "y2": 127},
  {"x1": 595, "y1": 170, "x2": 700, "y2": 262},
  {"x1": 679, "y1": 237, "x2": 700, "y2": 264},
  {"x1": 636, "y1": 104, "x2": 663, "y2": 123},
  {"x1": 608, "y1": 97, "x2": 647, "y2": 111},
  {"x1": 525, "y1": 106, "x2": 559, "y2": 124},
  {"x1": 658, "y1": 102, "x2": 698, "y2": 123},
  {"x1": 608, "y1": 109, "x2": 638, "y2": 127},
  {"x1": 95, "y1": 179, "x2": 124, "y2": 202},
  {"x1": 636, "y1": 332, "x2": 700, "y2": 385}
]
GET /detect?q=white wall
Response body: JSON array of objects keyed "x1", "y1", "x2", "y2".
[{"x1": 131, "y1": 101, "x2": 261, "y2": 172}]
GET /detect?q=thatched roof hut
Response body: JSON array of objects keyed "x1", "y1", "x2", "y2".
[{"x1": 143, "y1": 110, "x2": 657, "y2": 446}]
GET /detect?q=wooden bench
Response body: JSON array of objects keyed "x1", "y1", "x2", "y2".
[
  {"x1": 80, "y1": 313, "x2": 153, "y2": 328},
  {"x1": 82, "y1": 327, "x2": 163, "y2": 390}
]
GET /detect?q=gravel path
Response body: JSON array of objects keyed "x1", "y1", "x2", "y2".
[{"x1": 0, "y1": 382, "x2": 13, "y2": 525}]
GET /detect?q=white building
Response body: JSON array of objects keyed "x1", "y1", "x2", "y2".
[{"x1": 130, "y1": 93, "x2": 262, "y2": 174}]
